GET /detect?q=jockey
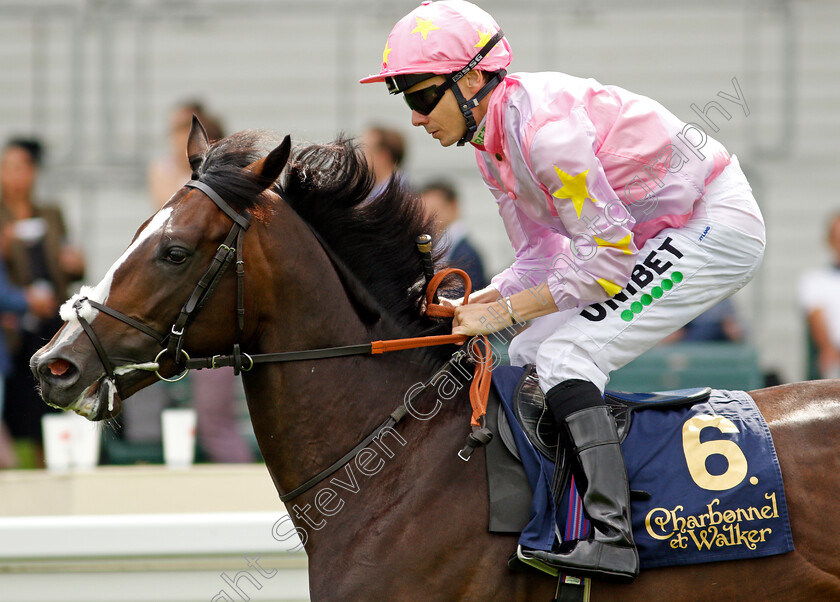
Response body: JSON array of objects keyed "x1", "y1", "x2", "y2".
[{"x1": 360, "y1": 0, "x2": 765, "y2": 583}]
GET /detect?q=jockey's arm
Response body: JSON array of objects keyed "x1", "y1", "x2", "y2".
[{"x1": 451, "y1": 282, "x2": 558, "y2": 336}]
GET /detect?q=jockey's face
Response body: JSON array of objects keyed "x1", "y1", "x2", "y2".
[
  {"x1": 407, "y1": 76, "x2": 465, "y2": 147},
  {"x1": 407, "y1": 71, "x2": 487, "y2": 148}
]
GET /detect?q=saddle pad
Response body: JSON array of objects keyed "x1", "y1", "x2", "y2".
[
  {"x1": 489, "y1": 366, "x2": 587, "y2": 551},
  {"x1": 489, "y1": 368, "x2": 795, "y2": 569},
  {"x1": 623, "y1": 388, "x2": 794, "y2": 568}
]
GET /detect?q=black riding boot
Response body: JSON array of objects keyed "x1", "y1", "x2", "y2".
[{"x1": 528, "y1": 380, "x2": 639, "y2": 583}]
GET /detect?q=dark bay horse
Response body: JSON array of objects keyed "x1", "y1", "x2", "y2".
[{"x1": 31, "y1": 122, "x2": 840, "y2": 600}]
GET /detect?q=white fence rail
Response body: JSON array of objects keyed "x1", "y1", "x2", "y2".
[{"x1": 0, "y1": 512, "x2": 309, "y2": 602}]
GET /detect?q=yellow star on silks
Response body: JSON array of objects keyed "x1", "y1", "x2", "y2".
[
  {"x1": 552, "y1": 167, "x2": 596, "y2": 218},
  {"x1": 382, "y1": 43, "x2": 392, "y2": 65},
  {"x1": 475, "y1": 28, "x2": 494, "y2": 48},
  {"x1": 597, "y1": 278, "x2": 623, "y2": 297},
  {"x1": 593, "y1": 233, "x2": 634, "y2": 255},
  {"x1": 411, "y1": 17, "x2": 440, "y2": 40}
]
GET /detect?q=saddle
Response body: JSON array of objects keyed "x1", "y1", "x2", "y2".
[
  {"x1": 493, "y1": 365, "x2": 710, "y2": 506},
  {"x1": 485, "y1": 365, "x2": 793, "y2": 599}
]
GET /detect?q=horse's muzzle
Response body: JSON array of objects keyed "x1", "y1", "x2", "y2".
[
  {"x1": 30, "y1": 350, "x2": 122, "y2": 421},
  {"x1": 32, "y1": 350, "x2": 81, "y2": 405}
]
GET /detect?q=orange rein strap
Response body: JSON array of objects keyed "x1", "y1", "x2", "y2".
[
  {"x1": 371, "y1": 267, "x2": 495, "y2": 459},
  {"x1": 370, "y1": 266, "x2": 472, "y2": 354},
  {"x1": 371, "y1": 334, "x2": 466, "y2": 354}
]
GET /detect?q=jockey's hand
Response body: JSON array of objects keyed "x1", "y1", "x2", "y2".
[
  {"x1": 452, "y1": 301, "x2": 511, "y2": 336},
  {"x1": 451, "y1": 284, "x2": 559, "y2": 336}
]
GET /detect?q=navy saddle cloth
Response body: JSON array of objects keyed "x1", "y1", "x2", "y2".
[{"x1": 485, "y1": 365, "x2": 794, "y2": 569}]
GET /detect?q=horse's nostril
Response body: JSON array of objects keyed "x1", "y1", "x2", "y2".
[
  {"x1": 49, "y1": 358, "x2": 72, "y2": 377},
  {"x1": 38, "y1": 356, "x2": 79, "y2": 385}
]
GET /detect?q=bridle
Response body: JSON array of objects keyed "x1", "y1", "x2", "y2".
[
  {"x1": 72, "y1": 179, "x2": 254, "y2": 397},
  {"x1": 70, "y1": 177, "x2": 494, "y2": 502}
]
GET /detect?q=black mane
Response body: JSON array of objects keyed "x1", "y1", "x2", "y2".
[
  {"x1": 195, "y1": 131, "x2": 451, "y2": 336},
  {"x1": 193, "y1": 130, "x2": 278, "y2": 220},
  {"x1": 282, "y1": 138, "x2": 446, "y2": 333}
]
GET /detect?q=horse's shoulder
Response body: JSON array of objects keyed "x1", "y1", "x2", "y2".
[{"x1": 749, "y1": 379, "x2": 840, "y2": 428}]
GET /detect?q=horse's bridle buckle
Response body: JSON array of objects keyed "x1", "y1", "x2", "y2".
[
  {"x1": 209, "y1": 353, "x2": 254, "y2": 371},
  {"x1": 154, "y1": 348, "x2": 191, "y2": 382}
]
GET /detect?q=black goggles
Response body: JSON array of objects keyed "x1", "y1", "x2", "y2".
[{"x1": 403, "y1": 79, "x2": 454, "y2": 116}]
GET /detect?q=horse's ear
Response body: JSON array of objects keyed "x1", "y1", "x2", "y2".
[
  {"x1": 187, "y1": 116, "x2": 210, "y2": 173},
  {"x1": 248, "y1": 135, "x2": 292, "y2": 189}
]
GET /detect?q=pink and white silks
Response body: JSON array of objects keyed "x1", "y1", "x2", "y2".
[{"x1": 472, "y1": 72, "x2": 766, "y2": 392}]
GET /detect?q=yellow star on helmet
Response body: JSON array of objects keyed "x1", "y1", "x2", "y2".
[
  {"x1": 411, "y1": 17, "x2": 440, "y2": 40},
  {"x1": 382, "y1": 43, "x2": 392, "y2": 65},
  {"x1": 475, "y1": 29, "x2": 494, "y2": 48},
  {"x1": 552, "y1": 167, "x2": 596, "y2": 218},
  {"x1": 593, "y1": 233, "x2": 633, "y2": 255}
]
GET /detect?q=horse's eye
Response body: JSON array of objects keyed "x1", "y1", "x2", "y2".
[{"x1": 165, "y1": 248, "x2": 188, "y2": 264}]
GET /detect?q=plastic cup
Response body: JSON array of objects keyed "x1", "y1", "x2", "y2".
[
  {"x1": 69, "y1": 416, "x2": 101, "y2": 470},
  {"x1": 42, "y1": 413, "x2": 102, "y2": 471},
  {"x1": 42, "y1": 413, "x2": 74, "y2": 472},
  {"x1": 161, "y1": 408, "x2": 197, "y2": 468}
]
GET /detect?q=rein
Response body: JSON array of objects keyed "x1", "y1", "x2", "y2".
[{"x1": 70, "y1": 178, "x2": 495, "y2": 501}]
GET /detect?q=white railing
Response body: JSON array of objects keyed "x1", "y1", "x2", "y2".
[{"x1": 0, "y1": 512, "x2": 309, "y2": 602}]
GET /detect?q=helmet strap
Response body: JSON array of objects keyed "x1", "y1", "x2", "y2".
[
  {"x1": 440, "y1": 29, "x2": 507, "y2": 147},
  {"x1": 450, "y1": 70, "x2": 506, "y2": 146}
]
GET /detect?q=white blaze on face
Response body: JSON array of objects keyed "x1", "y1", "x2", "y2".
[{"x1": 56, "y1": 207, "x2": 174, "y2": 345}]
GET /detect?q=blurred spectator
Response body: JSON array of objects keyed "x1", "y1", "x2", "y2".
[
  {"x1": 799, "y1": 213, "x2": 840, "y2": 379},
  {"x1": 662, "y1": 297, "x2": 745, "y2": 344},
  {"x1": 146, "y1": 100, "x2": 254, "y2": 463},
  {"x1": 0, "y1": 256, "x2": 27, "y2": 469},
  {"x1": 0, "y1": 251, "x2": 56, "y2": 468},
  {"x1": 360, "y1": 125, "x2": 407, "y2": 198},
  {"x1": 148, "y1": 100, "x2": 225, "y2": 208},
  {"x1": 0, "y1": 137, "x2": 85, "y2": 467},
  {"x1": 420, "y1": 180, "x2": 487, "y2": 291}
]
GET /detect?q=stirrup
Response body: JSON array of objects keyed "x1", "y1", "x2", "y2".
[
  {"x1": 525, "y1": 541, "x2": 639, "y2": 584},
  {"x1": 516, "y1": 545, "x2": 559, "y2": 577}
]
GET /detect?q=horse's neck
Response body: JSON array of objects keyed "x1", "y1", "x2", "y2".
[
  {"x1": 252, "y1": 354, "x2": 484, "y2": 564},
  {"x1": 240, "y1": 218, "x2": 444, "y2": 501},
  {"x1": 239, "y1": 220, "x2": 495, "y2": 591}
]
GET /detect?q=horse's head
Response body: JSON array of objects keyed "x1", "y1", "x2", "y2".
[{"x1": 31, "y1": 118, "x2": 291, "y2": 420}]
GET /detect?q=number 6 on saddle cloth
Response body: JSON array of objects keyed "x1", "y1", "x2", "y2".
[{"x1": 484, "y1": 365, "x2": 793, "y2": 572}]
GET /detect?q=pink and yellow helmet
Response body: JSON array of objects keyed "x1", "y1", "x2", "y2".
[{"x1": 359, "y1": 0, "x2": 512, "y2": 90}]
